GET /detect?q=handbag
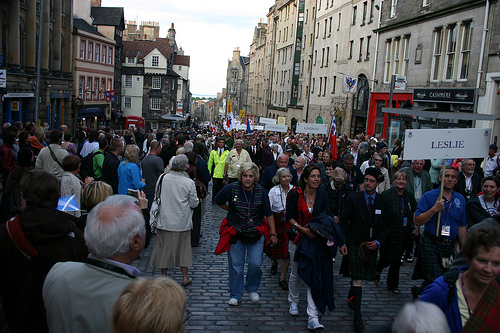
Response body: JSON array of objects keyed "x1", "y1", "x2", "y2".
[
  {"x1": 236, "y1": 228, "x2": 262, "y2": 243},
  {"x1": 149, "y1": 173, "x2": 166, "y2": 236},
  {"x1": 191, "y1": 167, "x2": 208, "y2": 199}
]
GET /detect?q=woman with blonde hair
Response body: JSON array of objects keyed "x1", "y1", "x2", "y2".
[
  {"x1": 81, "y1": 181, "x2": 113, "y2": 214},
  {"x1": 118, "y1": 144, "x2": 145, "y2": 195},
  {"x1": 111, "y1": 277, "x2": 187, "y2": 333}
]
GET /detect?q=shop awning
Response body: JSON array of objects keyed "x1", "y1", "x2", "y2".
[
  {"x1": 381, "y1": 107, "x2": 500, "y2": 121},
  {"x1": 161, "y1": 113, "x2": 185, "y2": 122}
]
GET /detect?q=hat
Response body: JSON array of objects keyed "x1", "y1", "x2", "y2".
[
  {"x1": 196, "y1": 134, "x2": 203, "y2": 139},
  {"x1": 364, "y1": 167, "x2": 384, "y2": 182},
  {"x1": 376, "y1": 142, "x2": 387, "y2": 151},
  {"x1": 285, "y1": 145, "x2": 293, "y2": 152},
  {"x1": 490, "y1": 144, "x2": 498, "y2": 152}
]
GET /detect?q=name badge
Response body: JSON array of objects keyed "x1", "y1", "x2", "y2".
[
  {"x1": 441, "y1": 225, "x2": 451, "y2": 237},
  {"x1": 375, "y1": 209, "x2": 382, "y2": 215},
  {"x1": 403, "y1": 218, "x2": 408, "y2": 227}
]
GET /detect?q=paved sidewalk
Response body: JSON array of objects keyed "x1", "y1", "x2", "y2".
[{"x1": 132, "y1": 186, "x2": 417, "y2": 332}]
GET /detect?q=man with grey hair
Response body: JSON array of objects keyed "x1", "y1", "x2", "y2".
[
  {"x1": 224, "y1": 139, "x2": 251, "y2": 184},
  {"x1": 454, "y1": 158, "x2": 481, "y2": 200},
  {"x1": 43, "y1": 195, "x2": 147, "y2": 333},
  {"x1": 183, "y1": 141, "x2": 194, "y2": 153}
]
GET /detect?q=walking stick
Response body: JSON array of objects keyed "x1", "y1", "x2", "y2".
[{"x1": 435, "y1": 159, "x2": 446, "y2": 237}]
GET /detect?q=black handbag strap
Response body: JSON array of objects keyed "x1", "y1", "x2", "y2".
[{"x1": 47, "y1": 145, "x2": 64, "y2": 169}]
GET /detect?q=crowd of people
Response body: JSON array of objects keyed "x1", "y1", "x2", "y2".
[{"x1": 0, "y1": 121, "x2": 499, "y2": 332}]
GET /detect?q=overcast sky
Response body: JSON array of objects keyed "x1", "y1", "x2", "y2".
[{"x1": 102, "y1": 0, "x2": 274, "y2": 97}]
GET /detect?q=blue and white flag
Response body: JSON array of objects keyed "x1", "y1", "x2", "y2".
[
  {"x1": 57, "y1": 195, "x2": 80, "y2": 212},
  {"x1": 343, "y1": 75, "x2": 358, "y2": 93},
  {"x1": 246, "y1": 117, "x2": 252, "y2": 134}
]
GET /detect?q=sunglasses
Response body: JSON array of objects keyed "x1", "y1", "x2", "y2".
[{"x1": 374, "y1": 159, "x2": 383, "y2": 162}]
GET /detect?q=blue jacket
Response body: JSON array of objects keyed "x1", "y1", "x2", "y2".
[
  {"x1": 419, "y1": 267, "x2": 467, "y2": 333},
  {"x1": 117, "y1": 161, "x2": 145, "y2": 195}
]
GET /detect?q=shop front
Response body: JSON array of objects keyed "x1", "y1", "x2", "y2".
[
  {"x1": 2, "y1": 92, "x2": 33, "y2": 124},
  {"x1": 78, "y1": 105, "x2": 107, "y2": 129}
]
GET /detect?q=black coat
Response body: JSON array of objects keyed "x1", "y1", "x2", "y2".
[
  {"x1": 259, "y1": 165, "x2": 298, "y2": 192},
  {"x1": 339, "y1": 191, "x2": 391, "y2": 247},
  {"x1": 454, "y1": 171, "x2": 481, "y2": 200}
]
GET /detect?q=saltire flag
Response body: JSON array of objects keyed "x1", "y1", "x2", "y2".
[
  {"x1": 226, "y1": 97, "x2": 235, "y2": 136},
  {"x1": 328, "y1": 116, "x2": 337, "y2": 160},
  {"x1": 343, "y1": 75, "x2": 358, "y2": 93},
  {"x1": 246, "y1": 117, "x2": 252, "y2": 134},
  {"x1": 57, "y1": 195, "x2": 80, "y2": 212}
]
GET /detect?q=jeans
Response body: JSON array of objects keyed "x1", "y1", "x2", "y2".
[
  {"x1": 288, "y1": 241, "x2": 319, "y2": 320},
  {"x1": 227, "y1": 236, "x2": 264, "y2": 300}
]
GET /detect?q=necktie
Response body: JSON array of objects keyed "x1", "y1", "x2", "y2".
[{"x1": 368, "y1": 196, "x2": 373, "y2": 211}]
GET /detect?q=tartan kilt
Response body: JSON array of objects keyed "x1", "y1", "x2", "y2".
[
  {"x1": 264, "y1": 212, "x2": 290, "y2": 260},
  {"x1": 347, "y1": 244, "x2": 377, "y2": 281},
  {"x1": 412, "y1": 234, "x2": 456, "y2": 281}
]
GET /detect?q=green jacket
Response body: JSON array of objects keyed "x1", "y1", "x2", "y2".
[{"x1": 208, "y1": 149, "x2": 229, "y2": 179}]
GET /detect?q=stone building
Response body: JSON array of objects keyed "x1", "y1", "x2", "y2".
[
  {"x1": 0, "y1": 0, "x2": 74, "y2": 128},
  {"x1": 371, "y1": 0, "x2": 497, "y2": 144},
  {"x1": 226, "y1": 48, "x2": 249, "y2": 120},
  {"x1": 123, "y1": 21, "x2": 160, "y2": 41},
  {"x1": 248, "y1": 21, "x2": 268, "y2": 118}
]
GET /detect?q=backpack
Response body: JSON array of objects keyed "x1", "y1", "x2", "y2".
[{"x1": 79, "y1": 151, "x2": 103, "y2": 179}]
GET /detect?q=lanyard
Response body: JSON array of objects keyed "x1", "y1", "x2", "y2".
[
  {"x1": 460, "y1": 272, "x2": 473, "y2": 317},
  {"x1": 442, "y1": 198, "x2": 453, "y2": 226},
  {"x1": 242, "y1": 187, "x2": 254, "y2": 217},
  {"x1": 480, "y1": 195, "x2": 498, "y2": 216}
]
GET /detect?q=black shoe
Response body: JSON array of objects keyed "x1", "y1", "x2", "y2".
[
  {"x1": 279, "y1": 279, "x2": 288, "y2": 290},
  {"x1": 354, "y1": 318, "x2": 364, "y2": 331},
  {"x1": 270, "y1": 263, "x2": 278, "y2": 275}
]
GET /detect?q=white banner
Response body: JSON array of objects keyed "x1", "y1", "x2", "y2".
[
  {"x1": 254, "y1": 125, "x2": 264, "y2": 130},
  {"x1": 403, "y1": 128, "x2": 492, "y2": 160},
  {"x1": 265, "y1": 124, "x2": 288, "y2": 132},
  {"x1": 259, "y1": 117, "x2": 277, "y2": 125},
  {"x1": 0, "y1": 70, "x2": 6, "y2": 88},
  {"x1": 296, "y1": 123, "x2": 328, "y2": 135}
]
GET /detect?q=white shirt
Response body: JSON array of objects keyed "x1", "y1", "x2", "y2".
[
  {"x1": 80, "y1": 141, "x2": 99, "y2": 158},
  {"x1": 268, "y1": 184, "x2": 294, "y2": 213},
  {"x1": 485, "y1": 155, "x2": 499, "y2": 177}
]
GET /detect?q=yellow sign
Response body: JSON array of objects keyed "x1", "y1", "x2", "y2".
[
  {"x1": 239, "y1": 110, "x2": 246, "y2": 118},
  {"x1": 11, "y1": 101, "x2": 19, "y2": 111},
  {"x1": 278, "y1": 116, "x2": 286, "y2": 125}
]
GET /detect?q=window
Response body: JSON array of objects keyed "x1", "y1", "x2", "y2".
[
  {"x1": 423, "y1": 0, "x2": 430, "y2": 6},
  {"x1": 152, "y1": 76, "x2": 161, "y2": 89},
  {"x1": 359, "y1": 38, "x2": 364, "y2": 61},
  {"x1": 88, "y1": 42, "x2": 93, "y2": 61},
  {"x1": 384, "y1": 40, "x2": 392, "y2": 83},
  {"x1": 318, "y1": 77, "x2": 322, "y2": 96},
  {"x1": 124, "y1": 97, "x2": 132, "y2": 108},
  {"x1": 79, "y1": 76, "x2": 85, "y2": 98},
  {"x1": 108, "y1": 47, "x2": 113, "y2": 64},
  {"x1": 80, "y1": 40, "x2": 86, "y2": 59},
  {"x1": 312, "y1": 78, "x2": 315, "y2": 94},
  {"x1": 366, "y1": 36, "x2": 371, "y2": 60},
  {"x1": 102, "y1": 46, "x2": 107, "y2": 63},
  {"x1": 87, "y1": 77, "x2": 92, "y2": 100},
  {"x1": 124, "y1": 75, "x2": 132, "y2": 87},
  {"x1": 150, "y1": 97, "x2": 161, "y2": 110},
  {"x1": 152, "y1": 55, "x2": 159, "y2": 67},
  {"x1": 329, "y1": 17, "x2": 332, "y2": 35},
  {"x1": 335, "y1": 44, "x2": 338, "y2": 62},
  {"x1": 326, "y1": 47, "x2": 329, "y2": 67},
  {"x1": 108, "y1": 79, "x2": 112, "y2": 90},
  {"x1": 337, "y1": 13, "x2": 341, "y2": 31},
  {"x1": 94, "y1": 78, "x2": 99, "y2": 99},
  {"x1": 323, "y1": 77, "x2": 327, "y2": 96},
  {"x1": 95, "y1": 44, "x2": 100, "y2": 63},
  {"x1": 431, "y1": 29, "x2": 443, "y2": 81},
  {"x1": 101, "y1": 78, "x2": 106, "y2": 99},
  {"x1": 402, "y1": 36, "x2": 410, "y2": 76},
  {"x1": 370, "y1": 0, "x2": 375, "y2": 22},
  {"x1": 294, "y1": 62, "x2": 300, "y2": 75},
  {"x1": 316, "y1": 23, "x2": 320, "y2": 38},
  {"x1": 352, "y1": 6, "x2": 357, "y2": 25},
  {"x1": 362, "y1": 2, "x2": 367, "y2": 25},
  {"x1": 458, "y1": 21, "x2": 473, "y2": 80},
  {"x1": 324, "y1": 19, "x2": 328, "y2": 38},
  {"x1": 321, "y1": 48, "x2": 325, "y2": 67},
  {"x1": 349, "y1": 40, "x2": 354, "y2": 59},
  {"x1": 390, "y1": 0, "x2": 397, "y2": 18},
  {"x1": 314, "y1": 50, "x2": 317, "y2": 65},
  {"x1": 393, "y1": 38, "x2": 400, "y2": 75},
  {"x1": 127, "y1": 57, "x2": 135, "y2": 64},
  {"x1": 332, "y1": 75, "x2": 337, "y2": 94},
  {"x1": 178, "y1": 83, "x2": 182, "y2": 90},
  {"x1": 178, "y1": 66, "x2": 182, "y2": 71},
  {"x1": 444, "y1": 25, "x2": 457, "y2": 81}
]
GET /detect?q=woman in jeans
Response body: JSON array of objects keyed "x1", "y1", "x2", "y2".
[{"x1": 215, "y1": 162, "x2": 277, "y2": 306}]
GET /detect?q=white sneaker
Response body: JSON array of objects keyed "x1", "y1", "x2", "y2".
[
  {"x1": 307, "y1": 318, "x2": 324, "y2": 330},
  {"x1": 289, "y1": 303, "x2": 299, "y2": 316},
  {"x1": 248, "y1": 292, "x2": 259, "y2": 302},
  {"x1": 228, "y1": 298, "x2": 239, "y2": 306}
]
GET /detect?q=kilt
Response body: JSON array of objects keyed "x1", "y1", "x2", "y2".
[
  {"x1": 264, "y1": 212, "x2": 291, "y2": 260},
  {"x1": 412, "y1": 233, "x2": 456, "y2": 281},
  {"x1": 347, "y1": 244, "x2": 377, "y2": 281}
]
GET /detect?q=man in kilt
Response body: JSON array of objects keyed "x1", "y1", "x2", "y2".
[
  {"x1": 412, "y1": 166, "x2": 467, "y2": 296},
  {"x1": 339, "y1": 167, "x2": 391, "y2": 331}
]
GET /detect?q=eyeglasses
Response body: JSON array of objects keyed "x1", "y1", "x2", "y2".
[
  {"x1": 374, "y1": 159, "x2": 383, "y2": 162},
  {"x1": 184, "y1": 308, "x2": 192, "y2": 323}
]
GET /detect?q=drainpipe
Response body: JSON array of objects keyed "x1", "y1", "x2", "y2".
[
  {"x1": 305, "y1": 0, "x2": 318, "y2": 123},
  {"x1": 476, "y1": 0, "x2": 490, "y2": 91}
]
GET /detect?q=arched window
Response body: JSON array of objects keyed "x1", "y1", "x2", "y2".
[{"x1": 353, "y1": 73, "x2": 369, "y2": 115}]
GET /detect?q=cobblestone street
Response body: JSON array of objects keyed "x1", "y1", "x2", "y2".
[{"x1": 132, "y1": 184, "x2": 416, "y2": 332}]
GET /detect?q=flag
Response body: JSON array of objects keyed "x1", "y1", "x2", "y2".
[
  {"x1": 57, "y1": 195, "x2": 80, "y2": 212},
  {"x1": 343, "y1": 75, "x2": 358, "y2": 93},
  {"x1": 328, "y1": 116, "x2": 337, "y2": 160},
  {"x1": 246, "y1": 117, "x2": 252, "y2": 134},
  {"x1": 226, "y1": 97, "x2": 235, "y2": 136}
]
